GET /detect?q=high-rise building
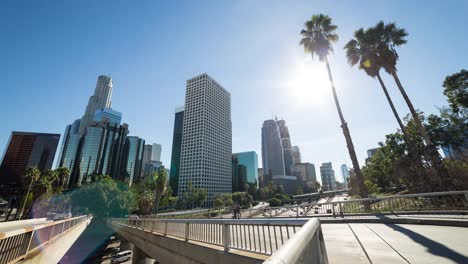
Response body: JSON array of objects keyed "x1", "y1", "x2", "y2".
[
  {"x1": 291, "y1": 162, "x2": 317, "y2": 190},
  {"x1": 169, "y1": 106, "x2": 184, "y2": 197},
  {"x1": 178, "y1": 73, "x2": 232, "y2": 205},
  {"x1": 93, "y1": 107, "x2": 122, "y2": 125},
  {"x1": 340, "y1": 164, "x2": 349, "y2": 189},
  {"x1": 231, "y1": 156, "x2": 247, "y2": 192},
  {"x1": 258, "y1": 168, "x2": 264, "y2": 188},
  {"x1": 292, "y1": 146, "x2": 301, "y2": 164},
  {"x1": 78, "y1": 75, "x2": 113, "y2": 135},
  {"x1": 123, "y1": 136, "x2": 145, "y2": 184},
  {"x1": 303, "y1": 163, "x2": 317, "y2": 183},
  {"x1": 143, "y1": 144, "x2": 153, "y2": 163},
  {"x1": 151, "y1": 143, "x2": 162, "y2": 162},
  {"x1": 232, "y1": 151, "x2": 259, "y2": 188},
  {"x1": 56, "y1": 119, "x2": 81, "y2": 168},
  {"x1": 0, "y1": 132, "x2": 60, "y2": 197},
  {"x1": 261, "y1": 120, "x2": 285, "y2": 179},
  {"x1": 320, "y1": 162, "x2": 336, "y2": 191},
  {"x1": 276, "y1": 120, "x2": 295, "y2": 175}
]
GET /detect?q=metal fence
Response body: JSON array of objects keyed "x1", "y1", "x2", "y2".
[
  {"x1": 0, "y1": 215, "x2": 90, "y2": 264},
  {"x1": 110, "y1": 218, "x2": 309, "y2": 255}
]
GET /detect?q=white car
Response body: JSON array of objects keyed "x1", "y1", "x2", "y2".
[{"x1": 111, "y1": 250, "x2": 132, "y2": 263}]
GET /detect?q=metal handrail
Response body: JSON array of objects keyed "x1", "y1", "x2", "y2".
[
  {"x1": 109, "y1": 217, "x2": 309, "y2": 255},
  {"x1": 0, "y1": 215, "x2": 91, "y2": 264},
  {"x1": 263, "y1": 218, "x2": 328, "y2": 264}
]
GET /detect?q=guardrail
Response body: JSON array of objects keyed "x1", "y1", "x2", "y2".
[
  {"x1": 0, "y1": 215, "x2": 90, "y2": 264},
  {"x1": 263, "y1": 218, "x2": 328, "y2": 264},
  {"x1": 109, "y1": 218, "x2": 310, "y2": 255}
]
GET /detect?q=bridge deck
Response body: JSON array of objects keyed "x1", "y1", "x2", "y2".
[{"x1": 323, "y1": 223, "x2": 468, "y2": 264}]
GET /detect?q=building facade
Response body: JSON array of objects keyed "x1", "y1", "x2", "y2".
[
  {"x1": 151, "y1": 143, "x2": 162, "y2": 162},
  {"x1": 78, "y1": 75, "x2": 113, "y2": 135},
  {"x1": 124, "y1": 136, "x2": 145, "y2": 184},
  {"x1": 292, "y1": 146, "x2": 301, "y2": 164},
  {"x1": 340, "y1": 164, "x2": 349, "y2": 189},
  {"x1": 0, "y1": 132, "x2": 60, "y2": 197},
  {"x1": 276, "y1": 120, "x2": 295, "y2": 175},
  {"x1": 320, "y1": 162, "x2": 336, "y2": 191},
  {"x1": 261, "y1": 120, "x2": 285, "y2": 180},
  {"x1": 232, "y1": 151, "x2": 259, "y2": 187},
  {"x1": 178, "y1": 74, "x2": 232, "y2": 205},
  {"x1": 169, "y1": 106, "x2": 184, "y2": 197}
]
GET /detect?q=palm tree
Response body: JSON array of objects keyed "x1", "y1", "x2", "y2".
[
  {"x1": 55, "y1": 167, "x2": 70, "y2": 189},
  {"x1": 344, "y1": 27, "x2": 426, "y2": 190},
  {"x1": 300, "y1": 14, "x2": 368, "y2": 198},
  {"x1": 371, "y1": 21, "x2": 450, "y2": 182},
  {"x1": 19, "y1": 167, "x2": 41, "y2": 219},
  {"x1": 153, "y1": 170, "x2": 168, "y2": 214}
]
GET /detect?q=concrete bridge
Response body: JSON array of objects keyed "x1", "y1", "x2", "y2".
[{"x1": 0, "y1": 215, "x2": 91, "y2": 264}]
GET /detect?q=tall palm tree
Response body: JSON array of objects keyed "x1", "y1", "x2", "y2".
[
  {"x1": 153, "y1": 170, "x2": 168, "y2": 214},
  {"x1": 19, "y1": 167, "x2": 41, "y2": 219},
  {"x1": 372, "y1": 21, "x2": 450, "y2": 182},
  {"x1": 55, "y1": 167, "x2": 70, "y2": 189},
  {"x1": 345, "y1": 27, "x2": 426, "y2": 189},
  {"x1": 300, "y1": 14, "x2": 368, "y2": 198}
]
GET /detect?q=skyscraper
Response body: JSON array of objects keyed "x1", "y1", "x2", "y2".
[
  {"x1": 78, "y1": 75, "x2": 113, "y2": 135},
  {"x1": 151, "y1": 143, "x2": 162, "y2": 162},
  {"x1": 123, "y1": 136, "x2": 145, "y2": 184},
  {"x1": 178, "y1": 73, "x2": 232, "y2": 205},
  {"x1": 93, "y1": 107, "x2": 122, "y2": 125},
  {"x1": 0, "y1": 132, "x2": 60, "y2": 196},
  {"x1": 276, "y1": 120, "x2": 295, "y2": 175},
  {"x1": 169, "y1": 106, "x2": 184, "y2": 197},
  {"x1": 340, "y1": 164, "x2": 349, "y2": 189},
  {"x1": 320, "y1": 162, "x2": 337, "y2": 191},
  {"x1": 261, "y1": 120, "x2": 285, "y2": 180},
  {"x1": 292, "y1": 146, "x2": 302, "y2": 164},
  {"x1": 143, "y1": 144, "x2": 153, "y2": 163},
  {"x1": 57, "y1": 119, "x2": 81, "y2": 168},
  {"x1": 232, "y1": 151, "x2": 259, "y2": 188}
]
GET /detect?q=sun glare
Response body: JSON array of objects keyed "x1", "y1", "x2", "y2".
[{"x1": 284, "y1": 58, "x2": 330, "y2": 109}]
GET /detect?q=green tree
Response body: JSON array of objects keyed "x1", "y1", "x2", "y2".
[
  {"x1": 19, "y1": 167, "x2": 41, "y2": 219},
  {"x1": 442, "y1": 69, "x2": 468, "y2": 115},
  {"x1": 55, "y1": 167, "x2": 70, "y2": 189},
  {"x1": 153, "y1": 170, "x2": 168, "y2": 214},
  {"x1": 300, "y1": 14, "x2": 367, "y2": 198},
  {"x1": 193, "y1": 188, "x2": 208, "y2": 207},
  {"x1": 370, "y1": 21, "x2": 449, "y2": 180}
]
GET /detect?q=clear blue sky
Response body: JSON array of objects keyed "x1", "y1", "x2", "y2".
[{"x1": 1, "y1": 0, "x2": 467, "y2": 182}]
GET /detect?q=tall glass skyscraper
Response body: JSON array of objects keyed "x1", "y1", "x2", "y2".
[
  {"x1": 340, "y1": 164, "x2": 349, "y2": 189},
  {"x1": 179, "y1": 74, "x2": 232, "y2": 205},
  {"x1": 276, "y1": 120, "x2": 294, "y2": 175},
  {"x1": 320, "y1": 162, "x2": 337, "y2": 191},
  {"x1": 124, "y1": 136, "x2": 145, "y2": 184},
  {"x1": 261, "y1": 120, "x2": 285, "y2": 180},
  {"x1": 232, "y1": 151, "x2": 259, "y2": 187},
  {"x1": 78, "y1": 75, "x2": 113, "y2": 135},
  {"x1": 93, "y1": 107, "x2": 122, "y2": 125},
  {"x1": 169, "y1": 106, "x2": 184, "y2": 196}
]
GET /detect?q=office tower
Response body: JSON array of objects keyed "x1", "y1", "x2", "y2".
[
  {"x1": 151, "y1": 143, "x2": 162, "y2": 162},
  {"x1": 178, "y1": 73, "x2": 232, "y2": 205},
  {"x1": 340, "y1": 164, "x2": 349, "y2": 189},
  {"x1": 122, "y1": 136, "x2": 145, "y2": 184},
  {"x1": 292, "y1": 146, "x2": 302, "y2": 164},
  {"x1": 143, "y1": 145, "x2": 153, "y2": 163},
  {"x1": 78, "y1": 75, "x2": 113, "y2": 135},
  {"x1": 272, "y1": 175, "x2": 298, "y2": 195},
  {"x1": 0, "y1": 132, "x2": 60, "y2": 196},
  {"x1": 291, "y1": 164, "x2": 307, "y2": 182},
  {"x1": 276, "y1": 120, "x2": 295, "y2": 175},
  {"x1": 169, "y1": 106, "x2": 184, "y2": 197},
  {"x1": 291, "y1": 162, "x2": 317, "y2": 190},
  {"x1": 93, "y1": 107, "x2": 122, "y2": 125},
  {"x1": 232, "y1": 151, "x2": 259, "y2": 188},
  {"x1": 57, "y1": 119, "x2": 81, "y2": 168},
  {"x1": 70, "y1": 118, "x2": 129, "y2": 187},
  {"x1": 320, "y1": 162, "x2": 337, "y2": 191},
  {"x1": 261, "y1": 120, "x2": 285, "y2": 180},
  {"x1": 232, "y1": 156, "x2": 247, "y2": 192},
  {"x1": 304, "y1": 163, "x2": 317, "y2": 183}
]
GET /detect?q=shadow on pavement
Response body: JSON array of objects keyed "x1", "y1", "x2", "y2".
[{"x1": 386, "y1": 224, "x2": 468, "y2": 263}]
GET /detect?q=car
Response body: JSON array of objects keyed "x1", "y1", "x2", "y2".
[{"x1": 111, "y1": 250, "x2": 132, "y2": 263}]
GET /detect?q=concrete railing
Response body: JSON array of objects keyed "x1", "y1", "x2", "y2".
[
  {"x1": 110, "y1": 218, "x2": 316, "y2": 256},
  {"x1": 263, "y1": 218, "x2": 328, "y2": 264},
  {"x1": 0, "y1": 215, "x2": 90, "y2": 264}
]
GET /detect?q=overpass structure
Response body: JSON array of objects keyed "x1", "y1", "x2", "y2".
[{"x1": 0, "y1": 215, "x2": 91, "y2": 264}]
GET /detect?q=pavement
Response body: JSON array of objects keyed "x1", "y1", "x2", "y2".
[{"x1": 322, "y1": 223, "x2": 468, "y2": 264}]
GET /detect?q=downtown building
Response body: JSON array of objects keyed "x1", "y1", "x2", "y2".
[
  {"x1": 340, "y1": 164, "x2": 350, "y2": 189},
  {"x1": 232, "y1": 151, "x2": 259, "y2": 192},
  {"x1": 320, "y1": 162, "x2": 337, "y2": 191},
  {"x1": 141, "y1": 143, "x2": 164, "y2": 180},
  {"x1": 0, "y1": 132, "x2": 60, "y2": 199},
  {"x1": 57, "y1": 75, "x2": 145, "y2": 187},
  {"x1": 178, "y1": 73, "x2": 232, "y2": 205},
  {"x1": 169, "y1": 106, "x2": 184, "y2": 197},
  {"x1": 291, "y1": 162, "x2": 317, "y2": 191}
]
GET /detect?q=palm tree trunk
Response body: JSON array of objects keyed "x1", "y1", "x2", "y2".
[
  {"x1": 325, "y1": 58, "x2": 368, "y2": 198},
  {"x1": 154, "y1": 193, "x2": 162, "y2": 215},
  {"x1": 376, "y1": 73, "x2": 426, "y2": 191},
  {"x1": 390, "y1": 70, "x2": 450, "y2": 185}
]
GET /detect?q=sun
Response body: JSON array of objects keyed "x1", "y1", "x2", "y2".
[{"x1": 284, "y1": 58, "x2": 330, "y2": 109}]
